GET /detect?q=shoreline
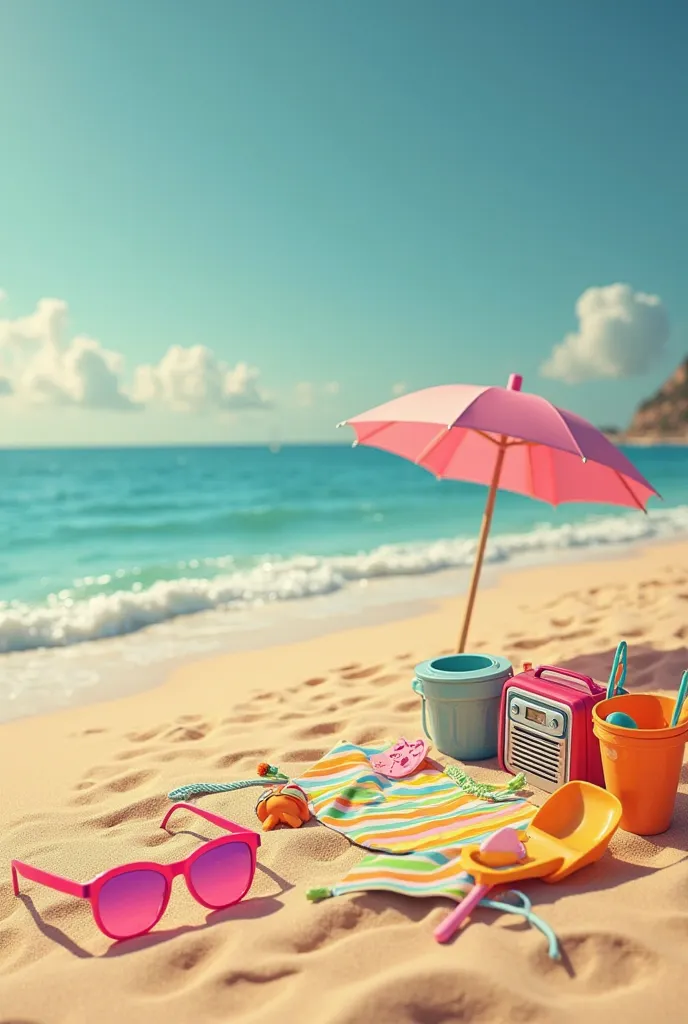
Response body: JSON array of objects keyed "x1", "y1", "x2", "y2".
[
  {"x1": 1, "y1": 535, "x2": 686, "y2": 736},
  {"x1": 1, "y1": 539, "x2": 688, "y2": 1022},
  {"x1": 1, "y1": 530, "x2": 683, "y2": 725}
]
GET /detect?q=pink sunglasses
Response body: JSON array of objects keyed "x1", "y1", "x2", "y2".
[{"x1": 11, "y1": 802, "x2": 261, "y2": 941}]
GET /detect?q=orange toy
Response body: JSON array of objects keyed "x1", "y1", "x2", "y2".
[
  {"x1": 255, "y1": 783, "x2": 311, "y2": 831},
  {"x1": 593, "y1": 691, "x2": 688, "y2": 835}
]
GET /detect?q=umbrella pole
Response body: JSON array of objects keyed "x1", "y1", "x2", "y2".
[{"x1": 457, "y1": 438, "x2": 508, "y2": 653}]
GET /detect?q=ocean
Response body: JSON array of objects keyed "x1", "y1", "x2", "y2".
[{"x1": 1, "y1": 443, "x2": 688, "y2": 719}]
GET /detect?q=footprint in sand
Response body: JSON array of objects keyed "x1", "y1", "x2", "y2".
[
  {"x1": 164, "y1": 721, "x2": 212, "y2": 742},
  {"x1": 303, "y1": 677, "x2": 327, "y2": 687},
  {"x1": 341, "y1": 665, "x2": 383, "y2": 680},
  {"x1": 131, "y1": 935, "x2": 223, "y2": 995},
  {"x1": 213, "y1": 750, "x2": 267, "y2": 769},
  {"x1": 69, "y1": 769, "x2": 157, "y2": 806},
  {"x1": 370, "y1": 673, "x2": 402, "y2": 686},
  {"x1": 157, "y1": 747, "x2": 209, "y2": 763},
  {"x1": 294, "y1": 721, "x2": 343, "y2": 740},
  {"x1": 207, "y1": 965, "x2": 299, "y2": 1017},
  {"x1": 536, "y1": 931, "x2": 660, "y2": 994},
  {"x1": 127, "y1": 725, "x2": 166, "y2": 743},
  {"x1": 285, "y1": 747, "x2": 327, "y2": 763},
  {"x1": 511, "y1": 637, "x2": 548, "y2": 651},
  {"x1": 114, "y1": 746, "x2": 157, "y2": 761},
  {"x1": 328, "y1": 966, "x2": 549, "y2": 1024},
  {"x1": 84, "y1": 794, "x2": 168, "y2": 831}
]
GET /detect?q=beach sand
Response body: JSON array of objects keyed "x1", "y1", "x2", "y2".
[{"x1": 1, "y1": 541, "x2": 688, "y2": 1024}]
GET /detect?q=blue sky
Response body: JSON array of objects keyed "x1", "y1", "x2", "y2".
[{"x1": 0, "y1": 0, "x2": 686, "y2": 445}]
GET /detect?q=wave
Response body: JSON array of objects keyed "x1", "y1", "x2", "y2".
[{"x1": 2, "y1": 505, "x2": 688, "y2": 653}]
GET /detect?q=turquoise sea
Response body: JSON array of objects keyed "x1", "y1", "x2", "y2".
[{"x1": 1, "y1": 444, "x2": 688, "y2": 656}]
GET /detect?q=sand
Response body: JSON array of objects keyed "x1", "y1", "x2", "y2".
[{"x1": 1, "y1": 541, "x2": 688, "y2": 1024}]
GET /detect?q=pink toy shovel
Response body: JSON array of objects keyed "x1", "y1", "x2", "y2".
[{"x1": 434, "y1": 827, "x2": 558, "y2": 943}]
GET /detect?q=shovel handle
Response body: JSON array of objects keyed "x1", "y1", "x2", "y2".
[{"x1": 434, "y1": 883, "x2": 492, "y2": 943}]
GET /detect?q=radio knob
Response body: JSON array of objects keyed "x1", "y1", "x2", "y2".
[
  {"x1": 551, "y1": 717, "x2": 559, "y2": 729},
  {"x1": 512, "y1": 703, "x2": 520, "y2": 715}
]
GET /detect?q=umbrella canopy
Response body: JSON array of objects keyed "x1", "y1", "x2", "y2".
[{"x1": 341, "y1": 374, "x2": 659, "y2": 651}]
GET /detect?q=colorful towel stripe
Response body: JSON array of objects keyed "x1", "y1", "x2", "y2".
[
  {"x1": 295, "y1": 741, "x2": 533, "y2": 902},
  {"x1": 296, "y1": 741, "x2": 532, "y2": 855}
]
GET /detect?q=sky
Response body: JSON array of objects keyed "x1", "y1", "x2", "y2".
[{"x1": 0, "y1": 0, "x2": 686, "y2": 446}]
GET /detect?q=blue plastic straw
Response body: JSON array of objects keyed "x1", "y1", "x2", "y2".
[{"x1": 670, "y1": 670, "x2": 688, "y2": 728}]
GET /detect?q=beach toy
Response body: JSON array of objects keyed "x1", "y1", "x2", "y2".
[
  {"x1": 499, "y1": 665, "x2": 608, "y2": 792},
  {"x1": 443, "y1": 763, "x2": 527, "y2": 802},
  {"x1": 434, "y1": 780, "x2": 622, "y2": 943},
  {"x1": 670, "y1": 670, "x2": 688, "y2": 727},
  {"x1": 606, "y1": 640, "x2": 630, "y2": 699},
  {"x1": 412, "y1": 654, "x2": 513, "y2": 761},
  {"x1": 255, "y1": 783, "x2": 311, "y2": 831},
  {"x1": 369, "y1": 737, "x2": 429, "y2": 779},
  {"x1": 168, "y1": 763, "x2": 289, "y2": 802},
  {"x1": 593, "y1": 686, "x2": 688, "y2": 835},
  {"x1": 476, "y1": 826, "x2": 527, "y2": 867},
  {"x1": 606, "y1": 711, "x2": 638, "y2": 729}
]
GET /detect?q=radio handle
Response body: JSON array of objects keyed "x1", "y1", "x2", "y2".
[{"x1": 531, "y1": 664, "x2": 600, "y2": 695}]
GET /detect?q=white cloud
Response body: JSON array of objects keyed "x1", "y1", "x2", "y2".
[
  {"x1": 540, "y1": 283, "x2": 670, "y2": 384},
  {"x1": 0, "y1": 289, "x2": 6, "y2": 303},
  {"x1": 1, "y1": 293, "x2": 272, "y2": 417},
  {"x1": 0, "y1": 296, "x2": 135, "y2": 410},
  {"x1": 392, "y1": 381, "x2": 407, "y2": 396},
  {"x1": 132, "y1": 344, "x2": 269, "y2": 413},
  {"x1": 323, "y1": 381, "x2": 340, "y2": 395}
]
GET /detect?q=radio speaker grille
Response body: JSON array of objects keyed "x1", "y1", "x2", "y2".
[{"x1": 507, "y1": 721, "x2": 565, "y2": 786}]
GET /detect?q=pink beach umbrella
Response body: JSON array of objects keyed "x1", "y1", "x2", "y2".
[{"x1": 340, "y1": 373, "x2": 659, "y2": 653}]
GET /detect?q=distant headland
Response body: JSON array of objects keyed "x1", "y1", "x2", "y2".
[{"x1": 602, "y1": 357, "x2": 688, "y2": 445}]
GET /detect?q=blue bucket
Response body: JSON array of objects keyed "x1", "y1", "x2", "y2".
[{"x1": 411, "y1": 653, "x2": 513, "y2": 761}]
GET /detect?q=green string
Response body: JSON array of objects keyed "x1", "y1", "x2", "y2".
[
  {"x1": 168, "y1": 764, "x2": 289, "y2": 801},
  {"x1": 443, "y1": 763, "x2": 526, "y2": 801}
]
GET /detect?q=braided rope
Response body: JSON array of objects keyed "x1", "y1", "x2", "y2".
[
  {"x1": 168, "y1": 763, "x2": 289, "y2": 801},
  {"x1": 443, "y1": 763, "x2": 526, "y2": 801}
]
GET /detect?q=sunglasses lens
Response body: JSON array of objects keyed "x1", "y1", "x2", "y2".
[
  {"x1": 189, "y1": 841, "x2": 253, "y2": 908},
  {"x1": 98, "y1": 869, "x2": 167, "y2": 939}
]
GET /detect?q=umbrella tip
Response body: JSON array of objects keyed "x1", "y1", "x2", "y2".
[
  {"x1": 507, "y1": 373, "x2": 523, "y2": 391},
  {"x1": 581, "y1": 456, "x2": 587, "y2": 463},
  {"x1": 336, "y1": 421, "x2": 346, "y2": 428}
]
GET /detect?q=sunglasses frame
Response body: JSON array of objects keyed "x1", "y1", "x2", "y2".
[{"x1": 11, "y1": 802, "x2": 261, "y2": 941}]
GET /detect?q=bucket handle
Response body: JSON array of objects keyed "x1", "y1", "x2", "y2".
[
  {"x1": 411, "y1": 677, "x2": 431, "y2": 740},
  {"x1": 606, "y1": 640, "x2": 630, "y2": 700},
  {"x1": 533, "y1": 665, "x2": 600, "y2": 695}
]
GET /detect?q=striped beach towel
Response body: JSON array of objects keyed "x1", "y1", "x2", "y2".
[{"x1": 295, "y1": 741, "x2": 533, "y2": 902}]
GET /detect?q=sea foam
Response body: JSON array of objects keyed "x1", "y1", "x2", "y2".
[{"x1": 1, "y1": 505, "x2": 687, "y2": 653}]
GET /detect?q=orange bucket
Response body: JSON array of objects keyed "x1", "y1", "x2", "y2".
[{"x1": 592, "y1": 694, "x2": 688, "y2": 835}]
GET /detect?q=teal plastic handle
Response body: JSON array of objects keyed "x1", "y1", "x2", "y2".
[
  {"x1": 671, "y1": 670, "x2": 688, "y2": 728},
  {"x1": 411, "y1": 677, "x2": 431, "y2": 740},
  {"x1": 607, "y1": 640, "x2": 629, "y2": 699}
]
